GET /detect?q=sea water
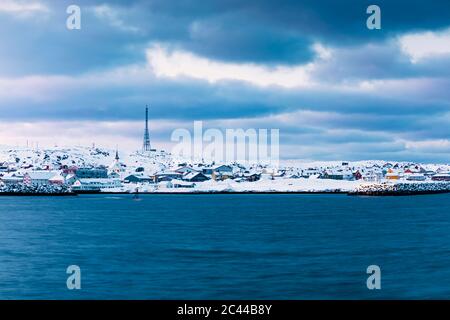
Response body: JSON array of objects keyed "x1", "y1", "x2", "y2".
[{"x1": 0, "y1": 193, "x2": 449, "y2": 299}]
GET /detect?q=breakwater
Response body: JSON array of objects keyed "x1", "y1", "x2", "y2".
[
  {"x1": 0, "y1": 184, "x2": 75, "y2": 196},
  {"x1": 349, "y1": 182, "x2": 450, "y2": 196}
]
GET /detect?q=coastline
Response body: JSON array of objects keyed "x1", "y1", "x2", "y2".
[
  {"x1": 0, "y1": 192, "x2": 77, "y2": 196},
  {"x1": 1, "y1": 189, "x2": 449, "y2": 196},
  {"x1": 348, "y1": 189, "x2": 450, "y2": 196}
]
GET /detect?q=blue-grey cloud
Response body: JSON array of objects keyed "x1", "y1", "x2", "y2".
[{"x1": 0, "y1": 0, "x2": 450, "y2": 162}]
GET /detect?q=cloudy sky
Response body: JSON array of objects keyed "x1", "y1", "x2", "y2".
[{"x1": 0, "y1": 0, "x2": 450, "y2": 162}]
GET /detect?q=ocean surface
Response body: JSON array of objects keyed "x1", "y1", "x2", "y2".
[{"x1": 1, "y1": 193, "x2": 450, "y2": 299}]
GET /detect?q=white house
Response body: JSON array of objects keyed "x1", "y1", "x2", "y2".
[
  {"x1": 167, "y1": 179, "x2": 195, "y2": 188},
  {"x1": 72, "y1": 179, "x2": 122, "y2": 191},
  {"x1": 24, "y1": 171, "x2": 60, "y2": 186}
]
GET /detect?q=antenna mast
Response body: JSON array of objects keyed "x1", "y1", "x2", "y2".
[{"x1": 143, "y1": 106, "x2": 151, "y2": 152}]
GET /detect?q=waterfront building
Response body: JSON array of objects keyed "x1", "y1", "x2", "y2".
[
  {"x1": 24, "y1": 171, "x2": 60, "y2": 186},
  {"x1": 75, "y1": 168, "x2": 108, "y2": 179},
  {"x1": 167, "y1": 179, "x2": 195, "y2": 188},
  {"x1": 431, "y1": 173, "x2": 450, "y2": 181},
  {"x1": 406, "y1": 173, "x2": 427, "y2": 181},
  {"x1": 0, "y1": 173, "x2": 24, "y2": 185},
  {"x1": 154, "y1": 171, "x2": 183, "y2": 182},
  {"x1": 123, "y1": 174, "x2": 154, "y2": 184},
  {"x1": 72, "y1": 179, "x2": 122, "y2": 191}
]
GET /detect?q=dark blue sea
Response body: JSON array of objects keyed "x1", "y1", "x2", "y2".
[{"x1": 1, "y1": 193, "x2": 450, "y2": 299}]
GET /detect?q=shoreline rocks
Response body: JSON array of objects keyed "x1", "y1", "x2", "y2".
[
  {"x1": 0, "y1": 184, "x2": 75, "y2": 195},
  {"x1": 349, "y1": 182, "x2": 450, "y2": 196}
]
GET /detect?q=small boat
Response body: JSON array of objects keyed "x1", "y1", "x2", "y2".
[{"x1": 132, "y1": 188, "x2": 140, "y2": 200}]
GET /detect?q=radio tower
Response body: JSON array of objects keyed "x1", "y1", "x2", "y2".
[{"x1": 143, "y1": 106, "x2": 151, "y2": 152}]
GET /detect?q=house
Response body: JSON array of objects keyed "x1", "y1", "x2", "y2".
[
  {"x1": 353, "y1": 171, "x2": 363, "y2": 180},
  {"x1": 383, "y1": 163, "x2": 393, "y2": 169},
  {"x1": 183, "y1": 172, "x2": 209, "y2": 182},
  {"x1": 385, "y1": 169, "x2": 401, "y2": 180},
  {"x1": 362, "y1": 171, "x2": 383, "y2": 182},
  {"x1": 0, "y1": 163, "x2": 8, "y2": 172},
  {"x1": 212, "y1": 171, "x2": 234, "y2": 181},
  {"x1": 406, "y1": 173, "x2": 426, "y2": 181},
  {"x1": 301, "y1": 168, "x2": 320, "y2": 178},
  {"x1": 424, "y1": 170, "x2": 437, "y2": 178},
  {"x1": 321, "y1": 172, "x2": 344, "y2": 180},
  {"x1": 154, "y1": 171, "x2": 183, "y2": 182},
  {"x1": 123, "y1": 174, "x2": 154, "y2": 184},
  {"x1": 242, "y1": 172, "x2": 261, "y2": 182},
  {"x1": 167, "y1": 179, "x2": 195, "y2": 188},
  {"x1": 431, "y1": 173, "x2": 450, "y2": 181},
  {"x1": 202, "y1": 165, "x2": 233, "y2": 175},
  {"x1": 321, "y1": 170, "x2": 354, "y2": 180},
  {"x1": 260, "y1": 173, "x2": 275, "y2": 180},
  {"x1": 0, "y1": 173, "x2": 24, "y2": 185},
  {"x1": 72, "y1": 179, "x2": 122, "y2": 192},
  {"x1": 175, "y1": 166, "x2": 199, "y2": 175},
  {"x1": 25, "y1": 171, "x2": 59, "y2": 186}
]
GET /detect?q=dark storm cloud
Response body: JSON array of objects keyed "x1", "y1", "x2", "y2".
[
  {"x1": 2, "y1": 0, "x2": 450, "y2": 76},
  {"x1": 133, "y1": 0, "x2": 450, "y2": 64}
]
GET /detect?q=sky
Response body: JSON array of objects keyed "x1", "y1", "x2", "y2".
[{"x1": 0, "y1": 0, "x2": 450, "y2": 162}]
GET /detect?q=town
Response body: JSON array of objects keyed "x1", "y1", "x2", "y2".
[{"x1": 0, "y1": 145, "x2": 449, "y2": 195}]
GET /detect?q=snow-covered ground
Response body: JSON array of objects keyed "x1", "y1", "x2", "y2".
[{"x1": 127, "y1": 177, "x2": 363, "y2": 193}]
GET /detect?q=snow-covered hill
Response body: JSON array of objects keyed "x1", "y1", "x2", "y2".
[
  {"x1": 1, "y1": 146, "x2": 449, "y2": 175},
  {"x1": 0, "y1": 146, "x2": 175, "y2": 175}
]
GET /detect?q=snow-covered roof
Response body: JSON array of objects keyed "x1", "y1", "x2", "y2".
[
  {"x1": 125, "y1": 174, "x2": 152, "y2": 180},
  {"x1": 27, "y1": 171, "x2": 58, "y2": 180},
  {"x1": 77, "y1": 178, "x2": 120, "y2": 183},
  {"x1": 433, "y1": 173, "x2": 450, "y2": 177},
  {"x1": 212, "y1": 164, "x2": 233, "y2": 170},
  {"x1": 156, "y1": 171, "x2": 182, "y2": 176},
  {"x1": 1, "y1": 175, "x2": 23, "y2": 181},
  {"x1": 49, "y1": 174, "x2": 65, "y2": 181},
  {"x1": 183, "y1": 172, "x2": 205, "y2": 179},
  {"x1": 170, "y1": 179, "x2": 195, "y2": 186},
  {"x1": 243, "y1": 171, "x2": 260, "y2": 177}
]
